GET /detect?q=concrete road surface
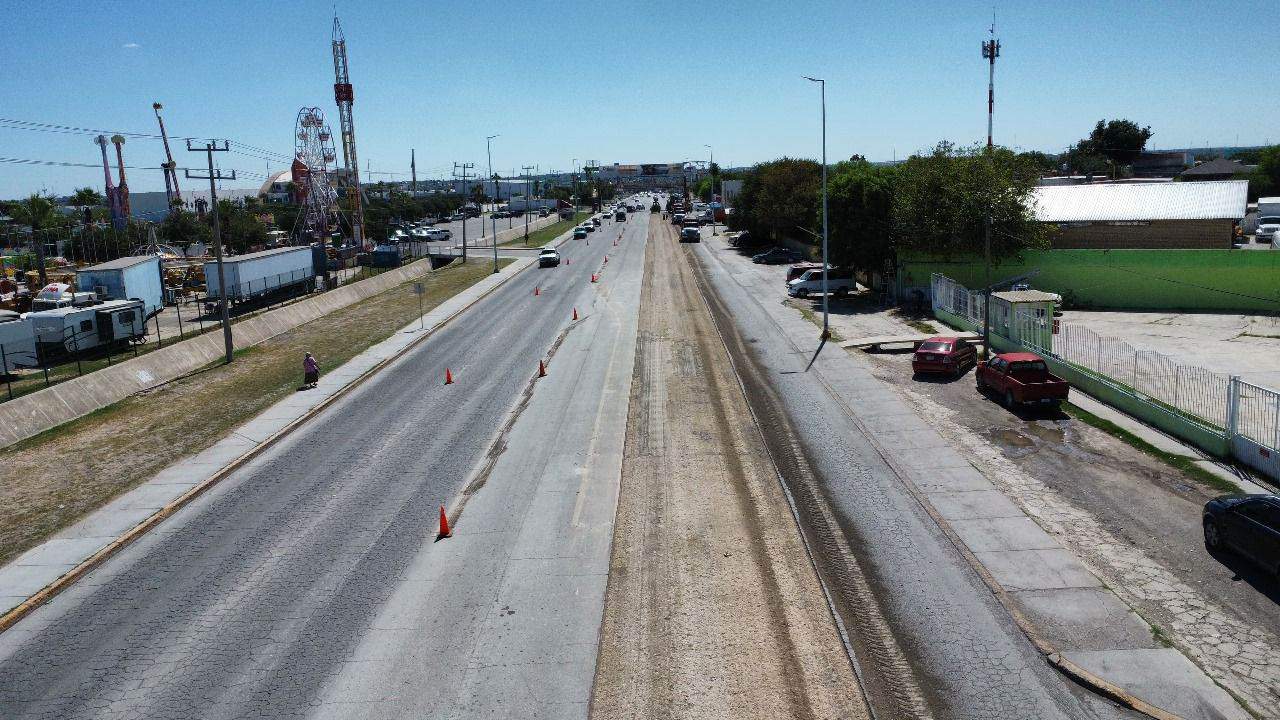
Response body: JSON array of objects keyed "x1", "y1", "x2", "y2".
[{"x1": 0, "y1": 211, "x2": 646, "y2": 719}]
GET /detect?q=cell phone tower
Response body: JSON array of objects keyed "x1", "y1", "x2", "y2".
[{"x1": 331, "y1": 15, "x2": 365, "y2": 248}]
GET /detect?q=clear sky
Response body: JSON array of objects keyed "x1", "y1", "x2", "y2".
[{"x1": 2, "y1": 0, "x2": 1276, "y2": 199}]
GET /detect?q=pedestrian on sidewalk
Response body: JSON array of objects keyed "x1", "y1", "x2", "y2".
[{"x1": 303, "y1": 352, "x2": 319, "y2": 389}]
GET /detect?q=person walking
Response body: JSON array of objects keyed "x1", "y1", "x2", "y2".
[{"x1": 303, "y1": 352, "x2": 319, "y2": 389}]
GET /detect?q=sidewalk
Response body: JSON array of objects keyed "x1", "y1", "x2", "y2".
[
  {"x1": 0, "y1": 256, "x2": 534, "y2": 624},
  {"x1": 694, "y1": 233, "x2": 1253, "y2": 720}
]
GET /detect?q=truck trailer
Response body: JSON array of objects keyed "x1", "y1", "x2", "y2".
[
  {"x1": 0, "y1": 310, "x2": 37, "y2": 372},
  {"x1": 76, "y1": 255, "x2": 164, "y2": 318},
  {"x1": 204, "y1": 246, "x2": 315, "y2": 304}
]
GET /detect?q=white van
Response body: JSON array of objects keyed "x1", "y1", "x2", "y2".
[{"x1": 786, "y1": 269, "x2": 854, "y2": 298}]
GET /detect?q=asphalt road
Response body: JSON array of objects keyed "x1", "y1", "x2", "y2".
[
  {"x1": 0, "y1": 206, "x2": 647, "y2": 719},
  {"x1": 689, "y1": 233, "x2": 1136, "y2": 720}
]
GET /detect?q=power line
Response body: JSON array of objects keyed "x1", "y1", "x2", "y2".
[{"x1": 0, "y1": 156, "x2": 269, "y2": 180}]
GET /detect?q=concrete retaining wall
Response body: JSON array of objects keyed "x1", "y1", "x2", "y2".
[
  {"x1": 0, "y1": 256, "x2": 445, "y2": 450},
  {"x1": 466, "y1": 212, "x2": 565, "y2": 247}
]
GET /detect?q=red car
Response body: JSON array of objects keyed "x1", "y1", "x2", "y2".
[{"x1": 912, "y1": 336, "x2": 978, "y2": 376}]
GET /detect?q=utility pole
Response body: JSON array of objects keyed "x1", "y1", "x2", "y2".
[
  {"x1": 411, "y1": 148, "x2": 417, "y2": 197},
  {"x1": 185, "y1": 139, "x2": 236, "y2": 364},
  {"x1": 803, "y1": 76, "x2": 830, "y2": 348},
  {"x1": 704, "y1": 144, "x2": 717, "y2": 235},
  {"x1": 522, "y1": 164, "x2": 536, "y2": 245},
  {"x1": 584, "y1": 161, "x2": 600, "y2": 212},
  {"x1": 453, "y1": 162, "x2": 474, "y2": 262},
  {"x1": 485, "y1": 134, "x2": 499, "y2": 249}
]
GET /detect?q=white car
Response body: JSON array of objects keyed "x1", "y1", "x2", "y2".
[
  {"x1": 1258, "y1": 215, "x2": 1280, "y2": 246},
  {"x1": 787, "y1": 269, "x2": 854, "y2": 298},
  {"x1": 425, "y1": 228, "x2": 452, "y2": 241},
  {"x1": 538, "y1": 248, "x2": 561, "y2": 267},
  {"x1": 410, "y1": 228, "x2": 431, "y2": 240}
]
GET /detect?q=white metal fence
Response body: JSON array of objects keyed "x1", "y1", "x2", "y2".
[{"x1": 931, "y1": 273, "x2": 1280, "y2": 481}]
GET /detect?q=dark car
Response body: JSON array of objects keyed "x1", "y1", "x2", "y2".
[
  {"x1": 752, "y1": 247, "x2": 804, "y2": 264},
  {"x1": 912, "y1": 336, "x2": 978, "y2": 377},
  {"x1": 1204, "y1": 494, "x2": 1280, "y2": 576},
  {"x1": 680, "y1": 226, "x2": 701, "y2": 243}
]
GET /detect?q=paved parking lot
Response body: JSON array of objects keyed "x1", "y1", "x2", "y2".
[{"x1": 1058, "y1": 309, "x2": 1280, "y2": 389}]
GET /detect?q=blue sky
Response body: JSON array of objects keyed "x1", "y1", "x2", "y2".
[{"x1": 2, "y1": 0, "x2": 1276, "y2": 198}]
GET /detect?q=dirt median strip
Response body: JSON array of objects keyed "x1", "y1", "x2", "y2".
[{"x1": 589, "y1": 220, "x2": 868, "y2": 720}]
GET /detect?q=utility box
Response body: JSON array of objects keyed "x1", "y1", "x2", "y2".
[{"x1": 76, "y1": 255, "x2": 164, "y2": 319}]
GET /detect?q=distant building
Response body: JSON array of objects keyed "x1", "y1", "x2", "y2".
[
  {"x1": 1131, "y1": 151, "x2": 1190, "y2": 178},
  {"x1": 1032, "y1": 180, "x2": 1247, "y2": 249},
  {"x1": 1179, "y1": 158, "x2": 1252, "y2": 182},
  {"x1": 720, "y1": 179, "x2": 743, "y2": 206}
]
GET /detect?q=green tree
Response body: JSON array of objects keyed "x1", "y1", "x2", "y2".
[
  {"x1": 1081, "y1": 119, "x2": 1153, "y2": 167},
  {"x1": 892, "y1": 143, "x2": 1049, "y2": 262},
  {"x1": 9, "y1": 193, "x2": 61, "y2": 285},
  {"x1": 1247, "y1": 145, "x2": 1280, "y2": 200},
  {"x1": 70, "y1": 187, "x2": 104, "y2": 209},
  {"x1": 159, "y1": 208, "x2": 213, "y2": 247},
  {"x1": 1017, "y1": 151, "x2": 1058, "y2": 173},
  {"x1": 827, "y1": 160, "x2": 896, "y2": 273},
  {"x1": 730, "y1": 158, "x2": 822, "y2": 241}
]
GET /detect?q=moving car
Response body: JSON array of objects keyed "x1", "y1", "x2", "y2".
[
  {"x1": 584, "y1": 223, "x2": 596, "y2": 233},
  {"x1": 912, "y1": 336, "x2": 978, "y2": 377},
  {"x1": 787, "y1": 268, "x2": 853, "y2": 298},
  {"x1": 537, "y1": 248, "x2": 561, "y2": 267},
  {"x1": 975, "y1": 352, "x2": 1070, "y2": 407},
  {"x1": 573, "y1": 227, "x2": 589, "y2": 239},
  {"x1": 539, "y1": 208, "x2": 550, "y2": 217},
  {"x1": 1203, "y1": 494, "x2": 1280, "y2": 576},
  {"x1": 752, "y1": 247, "x2": 804, "y2": 264},
  {"x1": 591, "y1": 217, "x2": 602, "y2": 227},
  {"x1": 615, "y1": 210, "x2": 627, "y2": 221},
  {"x1": 680, "y1": 226, "x2": 701, "y2": 243},
  {"x1": 448, "y1": 212, "x2": 465, "y2": 222},
  {"x1": 425, "y1": 228, "x2": 452, "y2": 241}
]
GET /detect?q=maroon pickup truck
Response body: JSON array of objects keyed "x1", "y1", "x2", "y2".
[{"x1": 975, "y1": 352, "x2": 1070, "y2": 407}]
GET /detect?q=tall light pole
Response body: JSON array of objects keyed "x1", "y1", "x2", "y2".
[
  {"x1": 803, "y1": 76, "x2": 830, "y2": 350},
  {"x1": 704, "y1": 144, "x2": 717, "y2": 235},
  {"x1": 487, "y1": 135, "x2": 500, "y2": 273}
]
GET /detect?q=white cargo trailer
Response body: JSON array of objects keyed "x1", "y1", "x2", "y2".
[
  {"x1": 76, "y1": 255, "x2": 164, "y2": 318},
  {"x1": 204, "y1": 246, "x2": 315, "y2": 303}
]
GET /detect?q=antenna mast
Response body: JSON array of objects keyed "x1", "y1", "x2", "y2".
[
  {"x1": 332, "y1": 15, "x2": 366, "y2": 248},
  {"x1": 982, "y1": 11, "x2": 1000, "y2": 150}
]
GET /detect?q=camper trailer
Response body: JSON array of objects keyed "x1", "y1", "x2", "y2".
[
  {"x1": 26, "y1": 299, "x2": 146, "y2": 357},
  {"x1": 76, "y1": 255, "x2": 164, "y2": 318},
  {"x1": 0, "y1": 310, "x2": 37, "y2": 372},
  {"x1": 28, "y1": 283, "x2": 97, "y2": 312}
]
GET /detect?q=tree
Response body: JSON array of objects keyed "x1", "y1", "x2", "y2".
[
  {"x1": 70, "y1": 187, "x2": 104, "y2": 209},
  {"x1": 730, "y1": 158, "x2": 822, "y2": 241},
  {"x1": 9, "y1": 193, "x2": 60, "y2": 286},
  {"x1": 158, "y1": 208, "x2": 213, "y2": 247},
  {"x1": 826, "y1": 160, "x2": 896, "y2": 273},
  {"x1": 1017, "y1": 151, "x2": 1058, "y2": 173},
  {"x1": 892, "y1": 143, "x2": 1049, "y2": 262},
  {"x1": 1247, "y1": 145, "x2": 1280, "y2": 200},
  {"x1": 1081, "y1": 119, "x2": 1153, "y2": 167}
]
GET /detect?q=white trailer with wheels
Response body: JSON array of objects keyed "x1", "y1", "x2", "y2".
[
  {"x1": 204, "y1": 246, "x2": 315, "y2": 304},
  {"x1": 26, "y1": 299, "x2": 146, "y2": 358},
  {"x1": 0, "y1": 310, "x2": 37, "y2": 372}
]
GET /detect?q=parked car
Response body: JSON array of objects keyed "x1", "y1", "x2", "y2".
[
  {"x1": 537, "y1": 248, "x2": 561, "y2": 267},
  {"x1": 785, "y1": 262, "x2": 827, "y2": 285},
  {"x1": 584, "y1": 223, "x2": 595, "y2": 233},
  {"x1": 787, "y1": 268, "x2": 853, "y2": 297},
  {"x1": 491, "y1": 210, "x2": 508, "y2": 219},
  {"x1": 410, "y1": 228, "x2": 431, "y2": 240},
  {"x1": 680, "y1": 226, "x2": 701, "y2": 243},
  {"x1": 425, "y1": 228, "x2": 452, "y2": 241},
  {"x1": 539, "y1": 208, "x2": 550, "y2": 217},
  {"x1": 912, "y1": 337, "x2": 978, "y2": 377},
  {"x1": 975, "y1": 352, "x2": 1070, "y2": 407},
  {"x1": 573, "y1": 227, "x2": 589, "y2": 239},
  {"x1": 1203, "y1": 494, "x2": 1280, "y2": 575},
  {"x1": 448, "y1": 212, "x2": 465, "y2": 222},
  {"x1": 753, "y1": 247, "x2": 804, "y2": 265}
]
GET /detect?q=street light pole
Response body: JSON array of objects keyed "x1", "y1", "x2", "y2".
[
  {"x1": 704, "y1": 143, "x2": 717, "y2": 235},
  {"x1": 487, "y1": 134, "x2": 500, "y2": 273},
  {"x1": 804, "y1": 76, "x2": 830, "y2": 345}
]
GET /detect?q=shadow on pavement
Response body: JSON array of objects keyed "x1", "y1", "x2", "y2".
[{"x1": 1207, "y1": 547, "x2": 1280, "y2": 606}]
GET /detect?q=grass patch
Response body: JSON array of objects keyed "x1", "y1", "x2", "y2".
[
  {"x1": 795, "y1": 305, "x2": 845, "y2": 343},
  {"x1": 0, "y1": 258, "x2": 512, "y2": 567},
  {"x1": 1062, "y1": 401, "x2": 1240, "y2": 495},
  {"x1": 499, "y1": 211, "x2": 590, "y2": 248}
]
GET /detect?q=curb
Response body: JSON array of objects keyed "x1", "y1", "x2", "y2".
[{"x1": 0, "y1": 257, "x2": 534, "y2": 635}]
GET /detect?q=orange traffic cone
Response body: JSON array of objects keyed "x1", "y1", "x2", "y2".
[
  {"x1": 444, "y1": 368, "x2": 454, "y2": 385},
  {"x1": 538, "y1": 359, "x2": 547, "y2": 377},
  {"x1": 438, "y1": 505, "x2": 451, "y2": 538},
  {"x1": 572, "y1": 307, "x2": 578, "y2": 321}
]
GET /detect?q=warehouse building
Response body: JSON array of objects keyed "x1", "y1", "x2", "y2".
[{"x1": 1032, "y1": 180, "x2": 1247, "y2": 249}]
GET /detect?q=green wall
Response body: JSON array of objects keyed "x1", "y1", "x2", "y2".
[{"x1": 900, "y1": 249, "x2": 1280, "y2": 313}]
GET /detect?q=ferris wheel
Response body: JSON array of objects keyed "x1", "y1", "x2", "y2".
[{"x1": 294, "y1": 107, "x2": 340, "y2": 241}]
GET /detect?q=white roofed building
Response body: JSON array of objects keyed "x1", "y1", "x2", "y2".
[{"x1": 1032, "y1": 180, "x2": 1248, "y2": 249}]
